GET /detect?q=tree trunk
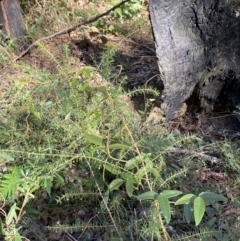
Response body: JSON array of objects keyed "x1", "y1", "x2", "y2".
[
  {"x1": 149, "y1": 0, "x2": 240, "y2": 120},
  {"x1": 0, "y1": 0, "x2": 26, "y2": 38}
]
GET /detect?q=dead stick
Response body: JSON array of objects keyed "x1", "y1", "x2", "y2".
[
  {"x1": 13, "y1": 0, "x2": 132, "y2": 62},
  {"x1": 169, "y1": 147, "x2": 221, "y2": 163}
]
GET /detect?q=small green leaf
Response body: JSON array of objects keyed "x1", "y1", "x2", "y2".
[
  {"x1": 184, "y1": 204, "x2": 192, "y2": 224},
  {"x1": 0, "y1": 152, "x2": 14, "y2": 161},
  {"x1": 30, "y1": 184, "x2": 40, "y2": 194},
  {"x1": 65, "y1": 111, "x2": 71, "y2": 120},
  {"x1": 83, "y1": 66, "x2": 94, "y2": 79},
  {"x1": 125, "y1": 156, "x2": 142, "y2": 170},
  {"x1": 175, "y1": 194, "x2": 196, "y2": 205},
  {"x1": 116, "y1": 7, "x2": 122, "y2": 17},
  {"x1": 194, "y1": 197, "x2": 205, "y2": 226},
  {"x1": 43, "y1": 178, "x2": 53, "y2": 196},
  {"x1": 137, "y1": 191, "x2": 158, "y2": 201},
  {"x1": 149, "y1": 168, "x2": 160, "y2": 178},
  {"x1": 126, "y1": 179, "x2": 133, "y2": 197},
  {"x1": 6, "y1": 203, "x2": 18, "y2": 225},
  {"x1": 69, "y1": 78, "x2": 79, "y2": 85},
  {"x1": 158, "y1": 194, "x2": 171, "y2": 223},
  {"x1": 84, "y1": 133, "x2": 103, "y2": 146},
  {"x1": 206, "y1": 217, "x2": 217, "y2": 228},
  {"x1": 20, "y1": 169, "x2": 25, "y2": 177},
  {"x1": 80, "y1": 82, "x2": 89, "y2": 91},
  {"x1": 108, "y1": 179, "x2": 124, "y2": 191},
  {"x1": 136, "y1": 167, "x2": 148, "y2": 182},
  {"x1": 96, "y1": 86, "x2": 108, "y2": 96},
  {"x1": 13, "y1": 233, "x2": 22, "y2": 241},
  {"x1": 162, "y1": 190, "x2": 182, "y2": 199},
  {"x1": 84, "y1": 67, "x2": 92, "y2": 79},
  {"x1": 108, "y1": 25, "x2": 115, "y2": 31},
  {"x1": 104, "y1": 164, "x2": 121, "y2": 175},
  {"x1": 31, "y1": 109, "x2": 41, "y2": 120},
  {"x1": 76, "y1": 67, "x2": 95, "y2": 78},
  {"x1": 100, "y1": 190, "x2": 109, "y2": 209},
  {"x1": 120, "y1": 172, "x2": 138, "y2": 184},
  {"x1": 144, "y1": 155, "x2": 153, "y2": 168},
  {"x1": 55, "y1": 173, "x2": 65, "y2": 185},
  {"x1": 199, "y1": 192, "x2": 227, "y2": 203},
  {"x1": 43, "y1": 101, "x2": 52, "y2": 109},
  {"x1": 103, "y1": 190, "x2": 109, "y2": 205}
]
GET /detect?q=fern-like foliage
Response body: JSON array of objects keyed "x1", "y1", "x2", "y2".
[
  {"x1": 127, "y1": 86, "x2": 159, "y2": 98},
  {"x1": 56, "y1": 191, "x2": 100, "y2": 204},
  {"x1": 172, "y1": 228, "x2": 221, "y2": 240},
  {"x1": 160, "y1": 167, "x2": 188, "y2": 189},
  {"x1": 48, "y1": 223, "x2": 114, "y2": 233},
  {"x1": 0, "y1": 166, "x2": 21, "y2": 202}
]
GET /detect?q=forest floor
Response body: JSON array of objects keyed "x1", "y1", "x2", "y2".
[{"x1": 1, "y1": 1, "x2": 240, "y2": 240}]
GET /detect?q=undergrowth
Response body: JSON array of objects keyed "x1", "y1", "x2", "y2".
[{"x1": 0, "y1": 0, "x2": 240, "y2": 240}]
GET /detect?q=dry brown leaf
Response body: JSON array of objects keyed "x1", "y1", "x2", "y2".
[
  {"x1": 224, "y1": 208, "x2": 240, "y2": 216},
  {"x1": 38, "y1": 211, "x2": 49, "y2": 225},
  {"x1": 48, "y1": 230, "x2": 62, "y2": 240}
]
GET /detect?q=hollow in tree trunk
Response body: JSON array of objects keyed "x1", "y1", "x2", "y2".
[{"x1": 149, "y1": 0, "x2": 240, "y2": 120}]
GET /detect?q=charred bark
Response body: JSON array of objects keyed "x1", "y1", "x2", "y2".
[
  {"x1": 149, "y1": 0, "x2": 240, "y2": 120},
  {"x1": 0, "y1": 0, "x2": 26, "y2": 38}
]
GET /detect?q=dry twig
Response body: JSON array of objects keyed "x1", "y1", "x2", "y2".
[{"x1": 169, "y1": 147, "x2": 221, "y2": 163}]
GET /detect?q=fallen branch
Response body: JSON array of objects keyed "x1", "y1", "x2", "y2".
[
  {"x1": 13, "y1": 0, "x2": 132, "y2": 62},
  {"x1": 169, "y1": 147, "x2": 221, "y2": 164}
]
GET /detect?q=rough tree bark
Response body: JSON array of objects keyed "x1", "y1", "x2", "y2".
[
  {"x1": 0, "y1": 0, "x2": 26, "y2": 38},
  {"x1": 149, "y1": 0, "x2": 240, "y2": 120}
]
